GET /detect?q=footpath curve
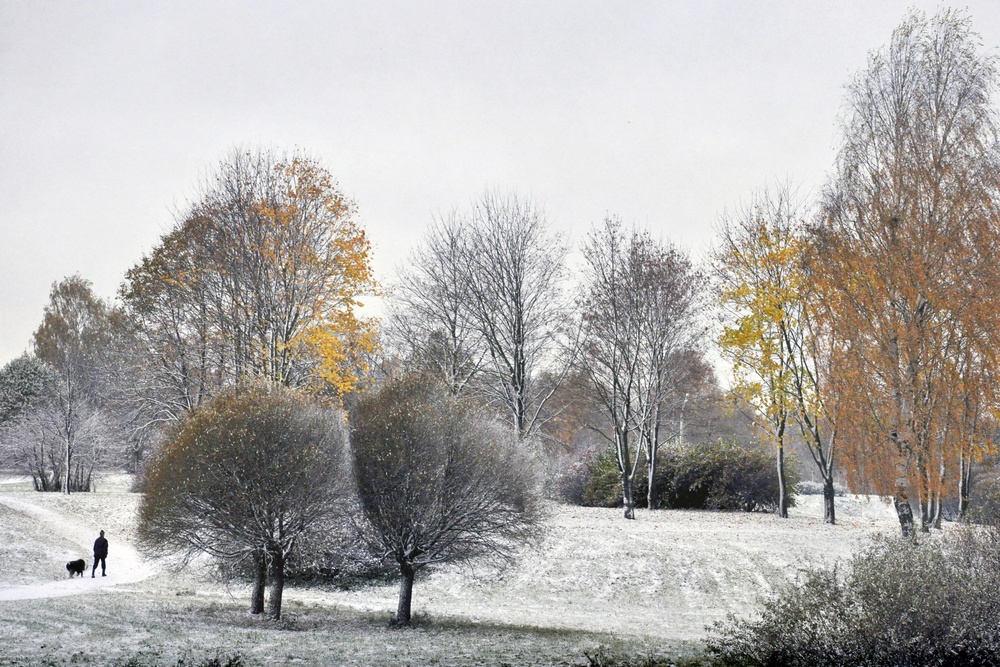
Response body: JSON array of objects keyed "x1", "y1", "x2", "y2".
[{"x1": 0, "y1": 494, "x2": 149, "y2": 601}]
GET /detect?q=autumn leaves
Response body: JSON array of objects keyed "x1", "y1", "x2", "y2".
[
  {"x1": 120, "y1": 149, "x2": 376, "y2": 413},
  {"x1": 717, "y1": 9, "x2": 1000, "y2": 533}
]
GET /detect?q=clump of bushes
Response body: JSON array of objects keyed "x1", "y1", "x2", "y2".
[
  {"x1": 707, "y1": 530, "x2": 1000, "y2": 667},
  {"x1": 658, "y1": 439, "x2": 798, "y2": 512},
  {"x1": 549, "y1": 454, "x2": 594, "y2": 506},
  {"x1": 566, "y1": 439, "x2": 796, "y2": 512},
  {"x1": 795, "y1": 480, "x2": 847, "y2": 496},
  {"x1": 583, "y1": 447, "x2": 627, "y2": 507}
]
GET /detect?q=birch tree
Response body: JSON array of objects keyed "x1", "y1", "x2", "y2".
[
  {"x1": 814, "y1": 8, "x2": 1000, "y2": 534},
  {"x1": 580, "y1": 217, "x2": 703, "y2": 518},
  {"x1": 716, "y1": 187, "x2": 841, "y2": 521},
  {"x1": 29, "y1": 276, "x2": 119, "y2": 493}
]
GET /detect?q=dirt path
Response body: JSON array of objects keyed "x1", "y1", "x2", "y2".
[{"x1": 0, "y1": 494, "x2": 149, "y2": 601}]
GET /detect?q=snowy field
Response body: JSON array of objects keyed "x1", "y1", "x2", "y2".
[{"x1": 0, "y1": 474, "x2": 904, "y2": 666}]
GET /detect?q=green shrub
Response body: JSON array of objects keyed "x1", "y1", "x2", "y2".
[
  {"x1": 582, "y1": 448, "x2": 625, "y2": 507},
  {"x1": 707, "y1": 532, "x2": 1000, "y2": 666},
  {"x1": 659, "y1": 440, "x2": 798, "y2": 512},
  {"x1": 578, "y1": 440, "x2": 796, "y2": 512}
]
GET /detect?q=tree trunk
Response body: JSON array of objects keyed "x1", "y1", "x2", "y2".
[
  {"x1": 823, "y1": 476, "x2": 836, "y2": 525},
  {"x1": 647, "y1": 441, "x2": 658, "y2": 510},
  {"x1": 958, "y1": 453, "x2": 971, "y2": 520},
  {"x1": 396, "y1": 562, "x2": 415, "y2": 626},
  {"x1": 894, "y1": 494, "x2": 915, "y2": 539},
  {"x1": 647, "y1": 405, "x2": 661, "y2": 510},
  {"x1": 64, "y1": 435, "x2": 71, "y2": 496},
  {"x1": 618, "y1": 427, "x2": 635, "y2": 520},
  {"x1": 776, "y1": 436, "x2": 788, "y2": 519},
  {"x1": 267, "y1": 553, "x2": 285, "y2": 621},
  {"x1": 621, "y1": 470, "x2": 635, "y2": 520},
  {"x1": 917, "y1": 460, "x2": 932, "y2": 533},
  {"x1": 918, "y1": 494, "x2": 931, "y2": 533},
  {"x1": 250, "y1": 552, "x2": 266, "y2": 615},
  {"x1": 934, "y1": 457, "x2": 946, "y2": 529}
]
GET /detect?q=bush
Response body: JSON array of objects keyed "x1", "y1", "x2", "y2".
[
  {"x1": 660, "y1": 440, "x2": 798, "y2": 512},
  {"x1": 707, "y1": 532, "x2": 1000, "y2": 667},
  {"x1": 578, "y1": 439, "x2": 796, "y2": 512},
  {"x1": 582, "y1": 448, "x2": 626, "y2": 508},
  {"x1": 968, "y1": 473, "x2": 1000, "y2": 525},
  {"x1": 549, "y1": 453, "x2": 594, "y2": 505},
  {"x1": 795, "y1": 480, "x2": 847, "y2": 496}
]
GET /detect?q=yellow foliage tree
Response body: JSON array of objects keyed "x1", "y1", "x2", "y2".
[
  {"x1": 122, "y1": 148, "x2": 377, "y2": 412},
  {"x1": 716, "y1": 186, "x2": 827, "y2": 520}
]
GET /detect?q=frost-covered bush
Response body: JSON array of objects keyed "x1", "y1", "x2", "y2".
[
  {"x1": 549, "y1": 453, "x2": 594, "y2": 505},
  {"x1": 967, "y1": 474, "x2": 1000, "y2": 525},
  {"x1": 707, "y1": 532, "x2": 1000, "y2": 667},
  {"x1": 578, "y1": 439, "x2": 795, "y2": 512},
  {"x1": 795, "y1": 480, "x2": 847, "y2": 496}
]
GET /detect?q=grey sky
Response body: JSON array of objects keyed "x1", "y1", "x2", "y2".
[{"x1": 2, "y1": 1, "x2": 999, "y2": 365}]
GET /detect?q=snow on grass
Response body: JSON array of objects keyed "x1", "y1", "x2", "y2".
[
  {"x1": 307, "y1": 496, "x2": 900, "y2": 642},
  {"x1": 0, "y1": 502, "x2": 83, "y2": 586},
  {"x1": 0, "y1": 474, "x2": 904, "y2": 665}
]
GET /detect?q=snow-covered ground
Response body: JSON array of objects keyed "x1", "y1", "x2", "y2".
[
  {"x1": 0, "y1": 475, "x2": 905, "y2": 665},
  {"x1": 311, "y1": 495, "x2": 900, "y2": 641},
  {"x1": 0, "y1": 473, "x2": 145, "y2": 597}
]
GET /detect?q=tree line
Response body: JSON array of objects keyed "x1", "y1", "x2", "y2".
[
  {"x1": 716, "y1": 8, "x2": 1000, "y2": 535},
  {"x1": 1, "y1": 7, "x2": 999, "y2": 551}
]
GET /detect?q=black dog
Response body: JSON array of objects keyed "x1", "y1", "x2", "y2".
[{"x1": 66, "y1": 559, "x2": 86, "y2": 578}]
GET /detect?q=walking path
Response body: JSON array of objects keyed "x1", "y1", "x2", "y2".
[{"x1": 0, "y1": 494, "x2": 149, "y2": 601}]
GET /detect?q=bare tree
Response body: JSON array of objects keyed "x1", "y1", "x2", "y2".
[
  {"x1": 579, "y1": 217, "x2": 704, "y2": 518},
  {"x1": 385, "y1": 211, "x2": 486, "y2": 396},
  {"x1": 350, "y1": 373, "x2": 543, "y2": 626},
  {"x1": 461, "y1": 190, "x2": 572, "y2": 440},
  {"x1": 26, "y1": 276, "x2": 120, "y2": 493},
  {"x1": 137, "y1": 384, "x2": 350, "y2": 620}
]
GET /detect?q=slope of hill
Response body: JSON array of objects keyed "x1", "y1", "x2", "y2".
[
  {"x1": 312, "y1": 497, "x2": 899, "y2": 641},
  {"x1": 0, "y1": 474, "x2": 903, "y2": 665}
]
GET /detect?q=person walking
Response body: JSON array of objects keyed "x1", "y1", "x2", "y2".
[{"x1": 92, "y1": 530, "x2": 108, "y2": 578}]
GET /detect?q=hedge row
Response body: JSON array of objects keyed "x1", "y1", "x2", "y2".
[{"x1": 556, "y1": 439, "x2": 797, "y2": 512}]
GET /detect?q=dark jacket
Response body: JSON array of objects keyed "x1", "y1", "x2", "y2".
[{"x1": 94, "y1": 536, "x2": 108, "y2": 558}]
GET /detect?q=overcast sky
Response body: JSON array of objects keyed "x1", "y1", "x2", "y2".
[{"x1": 2, "y1": 1, "x2": 999, "y2": 365}]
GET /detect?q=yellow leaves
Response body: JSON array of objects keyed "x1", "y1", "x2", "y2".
[
  {"x1": 302, "y1": 310, "x2": 379, "y2": 400},
  {"x1": 716, "y1": 193, "x2": 812, "y2": 440}
]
